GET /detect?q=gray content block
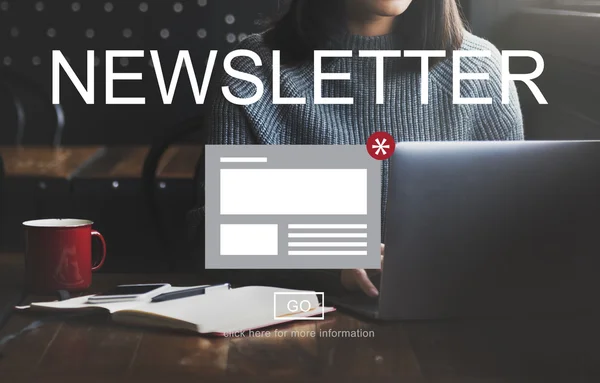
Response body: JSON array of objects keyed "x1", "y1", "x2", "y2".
[{"x1": 205, "y1": 145, "x2": 381, "y2": 269}]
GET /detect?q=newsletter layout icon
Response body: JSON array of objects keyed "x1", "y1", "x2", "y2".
[{"x1": 204, "y1": 145, "x2": 381, "y2": 269}]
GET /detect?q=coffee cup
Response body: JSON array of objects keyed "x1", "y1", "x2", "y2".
[{"x1": 23, "y1": 219, "x2": 107, "y2": 293}]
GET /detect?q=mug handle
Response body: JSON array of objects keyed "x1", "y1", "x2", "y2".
[{"x1": 91, "y1": 230, "x2": 107, "y2": 271}]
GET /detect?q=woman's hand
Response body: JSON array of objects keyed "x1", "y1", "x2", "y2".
[{"x1": 340, "y1": 244, "x2": 384, "y2": 297}]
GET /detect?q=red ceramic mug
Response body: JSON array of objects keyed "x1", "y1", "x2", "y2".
[{"x1": 23, "y1": 219, "x2": 107, "y2": 294}]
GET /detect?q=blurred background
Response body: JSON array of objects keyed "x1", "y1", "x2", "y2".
[{"x1": 0, "y1": 0, "x2": 598, "y2": 272}]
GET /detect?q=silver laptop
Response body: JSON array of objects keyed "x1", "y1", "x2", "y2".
[{"x1": 328, "y1": 141, "x2": 600, "y2": 320}]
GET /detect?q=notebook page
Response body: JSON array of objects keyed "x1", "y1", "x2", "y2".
[
  {"x1": 25, "y1": 295, "x2": 144, "y2": 313},
  {"x1": 22, "y1": 286, "x2": 209, "y2": 314},
  {"x1": 114, "y1": 286, "x2": 321, "y2": 333},
  {"x1": 209, "y1": 287, "x2": 321, "y2": 334}
]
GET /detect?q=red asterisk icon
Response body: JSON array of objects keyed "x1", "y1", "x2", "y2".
[{"x1": 366, "y1": 132, "x2": 396, "y2": 160}]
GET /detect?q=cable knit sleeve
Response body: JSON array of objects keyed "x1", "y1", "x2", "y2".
[
  {"x1": 459, "y1": 32, "x2": 525, "y2": 141},
  {"x1": 206, "y1": 92, "x2": 258, "y2": 145},
  {"x1": 471, "y1": 63, "x2": 525, "y2": 141}
]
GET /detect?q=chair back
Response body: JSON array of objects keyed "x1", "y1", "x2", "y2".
[
  {"x1": 0, "y1": 153, "x2": 4, "y2": 247},
  {"x1": 142, "y1": 114, "x2": 206, "y2": 256},
  {"x1": 0, "y1": 68, "x2": 62, "y2": 146}
]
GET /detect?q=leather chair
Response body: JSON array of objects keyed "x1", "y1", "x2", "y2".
[
  {"x1": 0, "y1": 153, "x2": 5, "y2": 249},
  {"x1": 141, "y1": 114, "x2": 206, "y2": 269},
  {"x1": 0, "y1": 68, "x2": 64, "y2": 146}
]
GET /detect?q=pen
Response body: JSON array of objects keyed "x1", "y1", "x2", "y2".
[{"x1": 151, "y1": 283, "x2": 231, "y2": 303}]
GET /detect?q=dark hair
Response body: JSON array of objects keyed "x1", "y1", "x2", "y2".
[{"x1": 263, "y1": 0, "x2": 466, "y2": 71}]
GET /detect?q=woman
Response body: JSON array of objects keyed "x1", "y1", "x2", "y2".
[{"x1": 192, "y1": 0, "x2": 524, "y2": 296}]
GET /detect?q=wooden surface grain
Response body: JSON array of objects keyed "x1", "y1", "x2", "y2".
[
  {"x1": 0, "y1": 253, "x2": 24, "y2": 325},
  {"x1": 157, "y1": 146, "x2": 203, "y2": 180},
  {"x1": 0, "y1": 145, "x2": 202, "y2": 181},
  {"x1": 0, "y1": 253, "x2": 599, "y2": 383},
  {"x1": 0, "y1": 147, "x2": 104, "y2": 179},
  {"x1": 72, "y1": 146, "x2": 202, "y2": 180}
]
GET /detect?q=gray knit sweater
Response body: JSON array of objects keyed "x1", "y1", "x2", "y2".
[
  {"x1": 195, "y1": 30, "x2": 524, "y2": 289},
  {"x1": 206, "y1": 30, "x2": 524, "y2": 228}
]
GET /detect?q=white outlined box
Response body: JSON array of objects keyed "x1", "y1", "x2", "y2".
[
  {"x1": 288, "y1": 242, "x2": 368, "y2": 247},
  {"x1": 288, "y1": 224, "x2": 368, "y2": 229},
  {"x1": 273, "y1": 292, "x2": 325, "y2": 321},
  {"x1": 220, "y1": 169, "x2": 367, "y2": 215},
  {"x1": 220, "y1": 157, "x2": 268, "y2": 163},
  {"x1": 287, "y1": 251, "x2": 368, "y2": 256},
  {"x1": 220, "y1": 224, "x2": 278, "y2": 256},
  {"x1": 287, "y1": 233, "x2": 368, "y2": 238}
]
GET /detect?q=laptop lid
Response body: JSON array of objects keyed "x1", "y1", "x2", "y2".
[{"x1": 379, "y1": 141, "x2": 600, "y2": 320}]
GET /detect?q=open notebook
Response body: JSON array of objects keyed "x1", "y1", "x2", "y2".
[{"x1": 17, "y1": 286, "x2": 335, "y2": 336}]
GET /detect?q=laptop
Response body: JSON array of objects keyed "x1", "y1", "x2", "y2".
[{"x1": 327, "y1": 141, "x2": 600, "y2": 320}]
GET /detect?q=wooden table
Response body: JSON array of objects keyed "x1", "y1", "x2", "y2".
[
  {"x1": 1, "y1": 255, "x2": 599, "y2": 382},
  {"x1": 0, "y1": 146, "x2": 104, "y2": 179},
  {"x1": 0, "y1": 254, "x2": 24, "y2": 327},
  {"x1": 0, "y1": 145, "x2": 202, "y2": 181},
  {"x1": 70, "y1": 145, "x2": 202, "y2": 181}
]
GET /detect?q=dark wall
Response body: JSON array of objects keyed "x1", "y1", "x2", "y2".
[
  {"x1": 464, "y1": 0, "x2": 600, "y2": 140},
  {"x1": 492, "y1": 8, "x2": 600, "y2": 140},
  {"x1": 0, "y1": 0, "x2": 279, "y2": 146}
]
